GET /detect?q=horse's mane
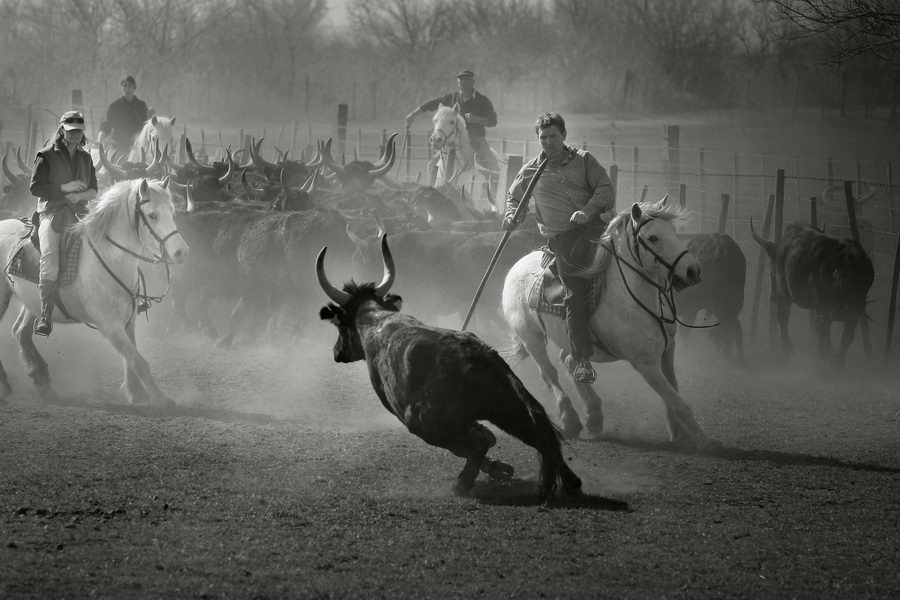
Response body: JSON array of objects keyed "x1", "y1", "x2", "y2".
[
  {"x1": 579, "y1": 200, "x2": 690, "y2": 277},
  {"x1": 70, "y1": 180, "x2": 138, "y2": 243}
]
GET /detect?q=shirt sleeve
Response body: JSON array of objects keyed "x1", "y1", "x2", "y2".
[
  {"x1": 580, "y1": 152, "x2": 615, "y2": 219},
  {"x1": 480, "y1": 95, "x2": 497, "y2": 128},
  {"x1": 418, "y1": 92, "x2": 454, "y2": 113},
  {"x1": 504, "y1": 159, "x2": 539, "y2": 218},
  {"x1": 29, "y1": 152, "x2": 62, "y2": 202}
]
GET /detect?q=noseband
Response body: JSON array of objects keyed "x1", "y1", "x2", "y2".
[{"x1": 430, "y1": 115, "x2": 460, "y2": 150}]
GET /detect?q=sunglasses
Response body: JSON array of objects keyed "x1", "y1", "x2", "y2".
[{"x1": 63, "y1": 116, "x2": 84, "y2": 124}]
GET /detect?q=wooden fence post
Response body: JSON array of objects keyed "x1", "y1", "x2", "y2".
[
  {"x1": 698, "y1": 148, "x2": 706, "y2": 233},
  {"x1": 632, "y1": 145, "x2": 639, "y2": 203},
  {"x1": 609, "y1": 164, "x2": 619, "y2": 210},
  {"x1": 336, "y1": 103, "x2": 348, "y2": 157},
  {"x1": 505, "y1": 155, "x2": 523, "y2": 204},
  {"x1": 885, "y1": 233, "x2": 900, "y2": 363},
  {"x1": 717, "y1": 194, "x2": 730, "y2": 234},
  {"x1": 844, "y1": 180, "x2": 872, "y2": 359},
  {"x1": 750, "y1": 193, "x2": 776, "y2": 344}
]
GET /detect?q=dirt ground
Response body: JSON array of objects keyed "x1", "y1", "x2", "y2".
[{"x1": 1, "y1": 305, "x2": 898, "y2": 600}]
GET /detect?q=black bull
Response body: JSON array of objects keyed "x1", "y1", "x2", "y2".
[
  {"x1": 751, "y1": 222, "x2": 874, "y2": 366},
  {"x1": 316, "y1": 236, "x2": 582, "y2": 502},
  {"x1": 676, "y1": 233, "x2": 747, "y2": 365}
]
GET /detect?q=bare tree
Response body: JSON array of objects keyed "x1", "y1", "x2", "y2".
[{"x1": 765, "y1": 0, "x2": 900, "y2": 66}]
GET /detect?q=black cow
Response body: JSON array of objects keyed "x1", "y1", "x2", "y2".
[
  {"x1": 676, "y1": 233, "x2": 747, "y2": 365},
  {"x1": 317, "y1": 235, "x2": 582, "y2": 501},
  {"x1": 751, "y1": 222, "x2": 874, "y2": 367}
]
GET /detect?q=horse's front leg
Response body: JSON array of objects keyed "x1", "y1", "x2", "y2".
[
  {"x1": 120, "y1": 317, "x2": 151, "y2": 404},
  {"x1": 631, "y1": 355, "x2": 719, "y2": 451},
  {"x1": 97, "y1": 319, "x2": 174, "y2": 408},
  {"x1": 12, "y1": 306, "x2": 56, "y2": 402}
]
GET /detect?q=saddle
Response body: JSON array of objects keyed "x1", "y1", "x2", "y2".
[
  {"x1": 527, "y1": 247, "x2": 602, "y2": 317},
  {"x1": 4, "y1": 215, "x2": 83, "y2": 287}
]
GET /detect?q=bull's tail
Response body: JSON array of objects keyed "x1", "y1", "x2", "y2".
[{"x1": 495, "y1": 372, "x2": 582, "y2": 502}]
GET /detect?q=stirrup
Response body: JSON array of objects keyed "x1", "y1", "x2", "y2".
[
  {"x1": 573, "y1": 359, "x2": 595, "y2": 384},
  {"x1": 33, "y1": 316, "x2": 52, "y2": 337}
]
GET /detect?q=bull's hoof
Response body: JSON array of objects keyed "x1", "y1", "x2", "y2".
[
  {"x1": 481, "y1": 458, "x2": 514, "y2": 482},
  {"x1": 452, "y1": 478, "x2": 475, "y2": 497}
]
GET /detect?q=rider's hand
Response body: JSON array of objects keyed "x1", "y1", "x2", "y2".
[
  {"x1": 464, "y1": 113, "x2": 481, "y2": 125},
  {"x1": 405, "y1": 112, "x2": 416, "y2": 128},
  {"x1": 570, "y1": 210, "x2": 590, "y2": 225},
  {"x1": 61, "y1": 181, "x2": 86, "y2": 193},
  {"x1": 502, "y1": 215, "x2": 517, "y2": 231}
]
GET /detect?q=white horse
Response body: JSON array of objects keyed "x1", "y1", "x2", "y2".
[
  {"x1": 501, "y1": 198, "x2": 720, "y2": 449},
  {"x1": 0, "y1": 178, "x2": 189, "y2": 406},
  {"x1": 128, "y1": 115, "x2": 177, "y2": 162},
  {"x1": 428, "y1": 104, "x2": 500, "y2": 213}
]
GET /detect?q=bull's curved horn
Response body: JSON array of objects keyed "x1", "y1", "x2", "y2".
[
  {"x1": 218, "y1": 150, "x2": 235, "y2": 185},
  {"x1": 185, "y1": 137, "x2": 204, "y2": 167},
  {"x1": 371, "y1": 132, "x2": 399, "y2": 168},
  {"x1": 250, "y1": 137, "x2": 278, "y2": 172},
  {"x1": 15, "y1": 147, "x2": 29, "y2": 174},
  {"x1": 373, "y1": 235, "x2": 395, "y2": 297},
  {"x1": 2, "y1": 151, "x2": 22, "y2": 183},
  {"x1": 368, "y1": 134, "x2": 396, "y2": 177},
  {"x1": 185, "y1": 182, "x2": 196, "y2": 213},
  {"x1": 749, "y1": 217, "x2": 777, "y2": 260},
  {"x1": 316, "y1": 247, "x2": 352, "y2": 305},
  {"x1": 300, "y1": 168, "x2": 317, "y2": 193},
  {"x1": 145, "y1": 139, "x2": 162, "y2": 175},
  {"x1": 98, "y1": 144, "x2": 129, "y2": 180},
  {"x1": 374, "y1": 211, "x2": 386, "y2": 238},
  {"x1": 320, "y1": 138, "x2": 344, "y2": 174},
  {"x1": 306, "y1": 144, "x2": 324, "y2": 168}
]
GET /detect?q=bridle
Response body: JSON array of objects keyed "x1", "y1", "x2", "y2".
[
  {"x1": 85, "y1": 189, "x2": 182, "y2": 322},
  {"x1": 430, "y1": 114, "x2": 460, "y2": 151},
  {"x1": 598, "y1": 216, "x2": 715, "y2": 348}
]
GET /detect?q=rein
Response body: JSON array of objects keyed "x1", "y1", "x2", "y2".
[
  {"x1": 599, "y1": 218, "x2": 717, "y2": 349},
  {"x1": 85, "y1": 191, "x2": 180, "y2": 324}
]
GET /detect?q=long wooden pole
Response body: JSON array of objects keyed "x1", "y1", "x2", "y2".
[{"x1": 461, "y1": 158, "x2": 548, "y2": 331}]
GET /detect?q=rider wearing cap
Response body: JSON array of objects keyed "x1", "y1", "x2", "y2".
[
  {"x1": 29, "y1": 110, "x2": 98, "y2": 336},
  {"x1": 98, "y1": 74, "x2": 150, "y2": 154},
  {"x1": 405, "y1": 69, "x2": 500, "y2": 193}
]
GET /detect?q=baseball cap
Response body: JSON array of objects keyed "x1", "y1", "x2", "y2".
[
  {"x1": 456, "y1": 69, "x2": 474, "y2": 79},
  {"x1": 60, "y1": 110, "x2": 85, "y2": 131}
]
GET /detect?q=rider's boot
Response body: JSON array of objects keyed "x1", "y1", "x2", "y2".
[
  {"x1": 33, "y1": 280, "x2": 57, "y2": 337},
  {"x1": 564, "y1": 351, "x2": 596, "y2": 384}
]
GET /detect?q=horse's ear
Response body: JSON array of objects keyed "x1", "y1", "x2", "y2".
[
  {"x1": 170, "y1": 116, "x2": 176, "y2": 125},
  {"x1": 161, "y1": 175, "x2": 170, "y2": 189},
  {"x1": 140, "y1": 179, "x2": 149, "y2": 195},
  {"x1": 657, "y1": 194, "x2": 669, "y2": 209},
  {"x1": 452, "y1": 103, "x2": 460, "y2": 114},
  {"x1": 151, "y1": 115, "x2": 159, "y2": 126},
  {"x1": 631, "y1": 202, "x2": 643, "y2": 223}
]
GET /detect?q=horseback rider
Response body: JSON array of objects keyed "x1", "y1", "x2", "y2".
[
  {"x1": 502, "y1": 112, "x2": 615, "y2": 384},
  {"x1": 405, "y1": 69, "x2": 500, "y2": 194},
  {"x1": 29, "y1": 110, "x2": 98, "y2": 336},
  {"x1": 98, "y1": 74, "x2": 150, "y2": 156}
]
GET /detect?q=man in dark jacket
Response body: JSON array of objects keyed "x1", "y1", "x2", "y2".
[
  {"x1": 405, "y1": 69, "x2": 500, "y2": 192},
  {"x1": 29, "y1": 111, "x2": 98, "y2": 336},
  {"x1": 98, "y1": 74, "x2": 149, "y2": 155}
]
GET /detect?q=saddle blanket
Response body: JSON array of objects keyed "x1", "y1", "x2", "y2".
[
  {"x1": 527, "y1": 274, "x2": 603, "y2": 317},
  {"x1": 5, "y1": 229, "x2": 83, "y2": 287}
]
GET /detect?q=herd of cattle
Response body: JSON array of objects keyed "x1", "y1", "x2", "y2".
[{"x1": 0, "y1": 127, "x2": 877, "y2": 370}]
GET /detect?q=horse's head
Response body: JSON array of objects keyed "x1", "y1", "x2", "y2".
[
  {"x1": 608, "y1": 197, "x2": 701, "y2": 291},
  {"x1": 430, "y1": 104, "x2": 462, "y2": 151},
  {"x1": 148, "y1": 115, "x2": 176, "y2": 149},
  {"x1": 133, "y1": 178, "x2": 190, "y2": 264}
]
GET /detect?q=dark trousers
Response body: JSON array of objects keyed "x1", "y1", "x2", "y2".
[{"x1": 548, "y1": 223, "x2": 604, "y2": 361}]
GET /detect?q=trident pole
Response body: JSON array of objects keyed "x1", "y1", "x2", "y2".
[{"x1": 461, "y1": 158, "x2": 548, "y2": 331}]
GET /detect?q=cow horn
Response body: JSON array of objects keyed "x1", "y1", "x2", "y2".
[
  {"x1": 15, "y1": 147, "x2": 29, "y2": 174},
  {"x1": 749, "y1": 218, "x2": 777, "y2": 260},
  {"x1": 98, "y1": 144, "x2": 129, "y2": 180},
  {"x1": 368, "y1": 134, "x2": 397, "y2": 177},
  {"x1": 185, "y1": 182, "x2": 196, "y2": 213},
  {"x1": 316, "y1": 247, "x2": 352, "y2": 305},
  {"x1": 185, "y1": 137, "x2": 204, "y2": 167},
  {"x1": 374, "y1": 212, "x2": 386, "y2": 238},
  {"x1": 320, "y1": 138, "x2": 344, "y2": 174},
  {"x1": 2, "y1": 151, "x2": 22, "y2": 183},
  {"x1": 250, "y1": 137, "x2": 277, "y2": 171},
  {"x1": 300, "y1": 168, "x2": 317, "y2": 193},
  {"x1": 306, "y1": 144, "x2": 324, "y2": 168},
  {"x1": 218, "y1": 149, "x2": 235, "y2": 185},
  {"x1": 145, "y1": 139, "x2": 161, "y2": 175},
  {"x1": 373, "y1": 235, "x2": 395, "y2": 297},
  {"x1": 371, "y1": 132, "x2": 399, "y2": 168}
]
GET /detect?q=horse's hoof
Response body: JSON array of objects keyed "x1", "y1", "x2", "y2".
[
  {"x1": 561, "y1": 416, "x2": 583, "y2": 440},
  {"x1": 585, "y1": 416, "x2": 604, "y2": 439}
]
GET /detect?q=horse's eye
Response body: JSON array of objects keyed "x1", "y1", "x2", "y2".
[
  {"x1": 149, "y1": 212, "x2": 158, "y2": 220},
  {"x1": 648, "y1": 235, "x2": 658, "y2": 243}
]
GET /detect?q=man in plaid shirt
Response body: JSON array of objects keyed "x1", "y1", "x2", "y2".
[{"x1": 503, "y1": 112, "x2": 615, "y2": 384}]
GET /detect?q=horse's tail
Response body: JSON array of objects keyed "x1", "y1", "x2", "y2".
[
  {"x1": 498, "y1": 335, "x2": 529, "y2": 366},
  {"x1": 494, "y1": 372, "x2": 582, "y2": 502}
]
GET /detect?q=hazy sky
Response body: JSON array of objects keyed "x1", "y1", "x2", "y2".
[{"x1": 324, "y1": 0, "x2": 350, "y2": 27}]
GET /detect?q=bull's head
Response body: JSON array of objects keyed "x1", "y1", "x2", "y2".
[{"x1": 317, "y1": 235, "x2": 400, "y2": 363}]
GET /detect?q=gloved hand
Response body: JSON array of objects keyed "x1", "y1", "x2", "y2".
[
  {"x1": 501, "y1": 214, "x2": 518, "y2": 231},
  {"x1": 61, "y1": 180, "x2": 86, "y2": 193}
]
